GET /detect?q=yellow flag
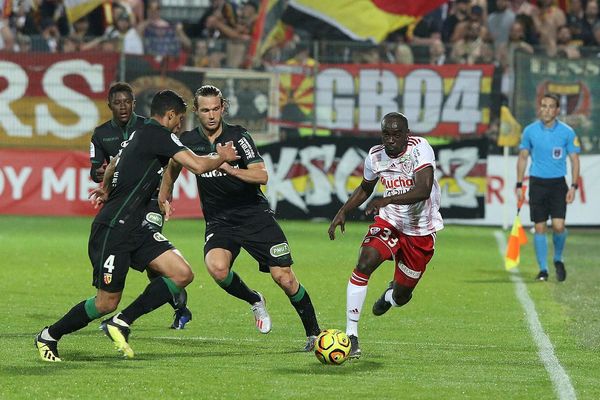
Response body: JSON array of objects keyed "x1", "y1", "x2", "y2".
[{"x1": 498, "y1": 106, "x2": 522, "y2": 147}]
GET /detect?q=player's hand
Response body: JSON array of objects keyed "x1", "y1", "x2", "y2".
[
  {"x1": 328, "y1": 212, "x2": 346, "y2": 240},
  {"x1": 95, "y1": 165, "x2": 106, "y2": 182},
  {"x1": 218, "y1": 162, "x2": 235, "y2": 175},
  {"x1": 160, "y1": 199, "x2": 174, "y2": 221},
  {"x1": 566, "y1": 187, "x2": 576, "y2": 204},
  {"x1": 89, "y1": 187, "x2": 108, "y2": 209},
  {"x1": 365, "y1": 197, "x2": 389, "y2": 215},
  {"x1": 216, "y1": 141, "x2": 240, "y2": 162}
]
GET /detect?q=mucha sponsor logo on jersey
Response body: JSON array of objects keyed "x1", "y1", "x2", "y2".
[
  {"x1": 380, "y1": 176, "x2": 414, "y2": 189},
  {"x1": 270, "y1": 242, "x2": 290, "y2": 257},
  {"x1": 238, "y1": 136, "x2": 255, "y2": 159},
  {"x1": 145, "y1": 212, "x2": 163, "y2": 227}
]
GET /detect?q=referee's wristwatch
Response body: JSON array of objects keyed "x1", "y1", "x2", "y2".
[{"x1": 570, "y1": 183, "x2": 578, "y2": 190}]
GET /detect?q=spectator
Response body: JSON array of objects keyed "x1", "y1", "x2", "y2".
[
  {"x1": 442, "y1": 0, "x2": 471, "y2": 43},
  {"x1": 110, "y1": 12, "x2": 144, "y2": 54},
  {"x1": 32, "y1": 17, "x2": 60, "y2": 52},
  {"x1": 553, "y1": 26, "x2": 581, "y2": 59},
  {"x1": 532, "y1": 0, "x2": 566, "y2": 49},
  {"x1": 59, "y1": 35, "x2": 81, "y2": 52},
  {"x1": 411, "y1": 8, "x2": 444, "y2": 63},
  {"x1": 510, "y1": 0, "x2": 537, "y2": 17},
  {"x1": 138, "y1": 0, "x2": 190, "y2": 58},
  {"x1": 71, "y1": 16, "x2": 91, "y2": 42},
  {"x1": 13, "y1": 33, "x2": 32, "y2": 52},
  {"x1": 0, "y1": 17, "x2": 15, "y2": 51},
  {"x1": 497, "y1": 20, "x2": 533, "y2": 98},
  {"x1": 450, "y1": 20, "x2": 489, "y2": 64},
  {"x1": 186, "y1": 0, "x2": 237, "y2": 39},
  {"x1": 189, "y1": 39, "x2": 210, "y2": 67},
  {"x1": 429, "y1": 38, "x2": 447, "y2": 65},
  {"x1": 580, "y1": 0, "x2": 599, "y2": 45},
  {"x1": 566, "y1": 0, "x2": 585, "y2": 43},
  {"x1": 488, "y1": 0, "x2": 516, "y2": 47}
]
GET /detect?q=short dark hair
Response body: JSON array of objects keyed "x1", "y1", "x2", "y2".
[
  {"x1": 108, "y1": 82, "x2": 134, "y2": 102},
  {"x1": 542, "y1": 93, "x2": 560, "y2": 107},
  {"x1": 381, "y1": 112, "x2": 409, "y2": 132},
  {"x1": 150, "y1": 90, "x2": 187, "y2": 117}
]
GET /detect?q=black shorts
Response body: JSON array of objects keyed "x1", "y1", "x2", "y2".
[
  {"x1": 528, "y1": 177, "x2": 568, "y2": 223},
  {"x1": 204, "y1": 211, "x2": 293, "y2": 273},
  {"x1": 88, "y1": 223, "x2": 174, "y2": 292}
]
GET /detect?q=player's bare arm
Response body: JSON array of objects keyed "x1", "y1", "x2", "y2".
[
  {"x1": 173, "y1": 141, "x2": 239, "y2": 175},
  {"x1": 89, "y1": 155, "x2": 119, "y2": 208},
  {"x1": 516, "y1": 148, "x2": 530, "y2": 204},
  {"x1": 158, "y1": 159, "x2": 184, "y2": 217},
  {"x1": 566, "y1": 152, "x2": 580, "y2": 204},
  {"x1": 219, "y1": 161, "x2": 268, "y2": 185},
  {"x1": 328, "y1": 178, "x2": 377, "y2": 240},
  {"x1": 365, "y1": 166, "x2": 434, "y2": 215}
]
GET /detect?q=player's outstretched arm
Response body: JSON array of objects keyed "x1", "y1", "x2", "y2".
[
  {"x1": 328, "y1": 178, "x2": 377, "y2": 240},
  {"x1": 173, "y1": 141, "x2": 239, "y2": 175},
  {"x1": 219, "y1": 161, "x2": 268, "y2": 185}
]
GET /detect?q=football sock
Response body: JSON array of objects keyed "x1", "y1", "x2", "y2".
[
  {"x1": 148, "y1": 269, "x2": 178, "y2": 309},
  {"x1": 289, "y1": 284, "x2": 320, "y2": 336},
  {"x1": 48, "y1": 300, "x2": 94, "y2": 341},
  {"x1": 119, "y1": 277, "x2": 180, "y2": 325},
  {"x1": 384, "y1": 289, "x2": 398, "y2": 307},
  {"x1": 346, "y1": 268, "x2": 370, "y2": 337},
  {"x1": 534, "y1": 233, "x2": 548, "y2": 271},
  {"x1": 553, "y1": 230, "x2": 567, "y2": 262},
  {"x1": 216, "y1": 270, "x2": 260, "y2": 304}
]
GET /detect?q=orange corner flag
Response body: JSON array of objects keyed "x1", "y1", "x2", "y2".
[{"x1": 505, "y1": 215, "x2": 527, "y2": 270}]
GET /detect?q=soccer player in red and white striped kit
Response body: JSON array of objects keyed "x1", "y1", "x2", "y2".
[{"x1": 328, "y1": 112, "x2": 444, "y2": 358}]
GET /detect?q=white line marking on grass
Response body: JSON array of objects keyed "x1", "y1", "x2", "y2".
[
  {"x1": 155, "y1": 336, "x2": 501, "y2": 349},
  {"x1": 494, "y1": 230, "x2": 577, "y2": 400}
]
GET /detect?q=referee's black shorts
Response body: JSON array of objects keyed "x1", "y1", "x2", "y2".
[{"x1": 528, "y1": 176, "x2": 568, "y2": 223}]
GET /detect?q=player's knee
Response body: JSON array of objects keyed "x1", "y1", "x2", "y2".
[
  {"x1": 355, "y1": 261, "x2": 377, "y2": 276},
  {"x1": 270, "y1": 267, "x2": 296, "y2": 290},
  {"x1": 207, "y1": 263, "x2": 229, "y2": 281},
  {"x1": 95, "y1": 298, "x2": 119, "y2": 314}
]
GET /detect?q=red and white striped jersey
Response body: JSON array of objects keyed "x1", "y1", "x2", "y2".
[{"x1": 364, "y1": 136, "x2": 444, "y2": 236}]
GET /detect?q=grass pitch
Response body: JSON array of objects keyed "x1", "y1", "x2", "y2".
[{"x1": 0, "y1": 216, "x2": 598, "y2": 399}]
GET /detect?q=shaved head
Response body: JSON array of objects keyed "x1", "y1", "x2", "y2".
[{"x1": 381, "y1": 112, "x2": 409, "y2": 133}]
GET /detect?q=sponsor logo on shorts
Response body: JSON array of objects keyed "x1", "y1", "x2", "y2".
[
  {"x1": 363, "y1": 238, "x2": 371, "y2": 244},
  {"x1": 205, "y1": 233, "x2": 214, "y2": 244},
  {"x1": 146, "y1": 212, "x2": 163, "y2": 227},
  {"x1": 153, "y1": 232, "x2": 168, "y2": 242},
  {"x1": 270, "y1": 243, "x2": 290, "y2": 257},
  {"x1": 398, "y1": 263, "x2": 421, "y2": 279},
  {"x1": 103, "y1": 273, "x2": 112, "y2": 284},
  {"x1": 369, "y1": 227, "x2": 380, "y2": 235}
]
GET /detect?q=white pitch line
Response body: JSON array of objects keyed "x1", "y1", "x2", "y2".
[
  {"x1": 494, "y1": 231, "x2": 576, "y2": 400},
  {"x1": 155, "y1": 335, "x2": 501, "y2": 349}
]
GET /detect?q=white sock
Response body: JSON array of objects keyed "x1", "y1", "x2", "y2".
[
  {"x1": 346, "y1": 270, "x2": 369, "y2": 337},
  {"x1": 113, "y1": 313, "x2": 130, "y2": 328},
  {"x1": 384, "y1": 289, "x2": 397, "y2": 306},
  {"x1": 41, "y1": 327, "x2": 57, "y2": 341}
]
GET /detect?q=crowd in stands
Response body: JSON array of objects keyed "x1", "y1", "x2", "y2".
[{"x1": 1, "y1": 0, "x2": 600, "y2": 68}]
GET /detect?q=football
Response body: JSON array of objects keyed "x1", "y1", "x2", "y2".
[{"x1": 314, "y1": 329, "x2": 351, "y2": 365}]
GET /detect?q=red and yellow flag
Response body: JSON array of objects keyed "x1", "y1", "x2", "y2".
[
  {"x1": 505, "y1": 215, "x2": 528, "y2": 270},
  {"x1": 284, "y1": 0, "x2": 447, "y2": 43}
]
